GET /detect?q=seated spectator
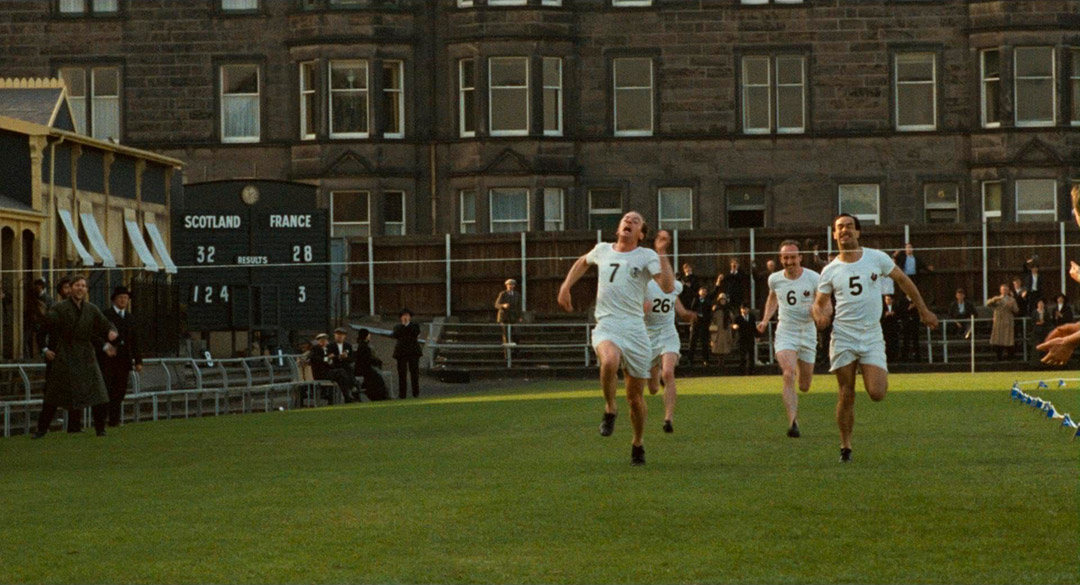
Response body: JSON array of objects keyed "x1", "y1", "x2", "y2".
[
  {"x1": 353, "y1": 328, "x2": 390, "y2": 401},
  {"x1": 947, "y1": 288, "x2": 977, "y2": 336},
  {"x1": 1051, "y1": 293, "x2": 1074, "y2": 326},
  {"x1": 327, "y1": 327, "x2": 359, "y2": 402},
  {"x1": 310, "y1": 333, "x2": 355, "y2": 404}
]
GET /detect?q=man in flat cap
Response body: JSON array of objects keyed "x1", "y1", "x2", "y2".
[
  {"x1": 495, "y1": 278, "x2": 523, "y2": 357},
  {"x1": 97, "y1": 286, "x2": 142, "y2": 427},
  {"x1": 327, "y1": 327, "x2": 358, "y2": 401},
  {"x1": 393, "y1": 308, "x2": 422, "y2": 398}
]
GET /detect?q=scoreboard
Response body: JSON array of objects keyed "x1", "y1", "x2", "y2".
[{"x1": 175, "y1": 181, "x2": 329, "y2": 333}]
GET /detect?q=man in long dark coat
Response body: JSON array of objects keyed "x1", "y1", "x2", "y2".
[
  {"x1": 98, "y1": 286, "x2": 142, "y2": 427},
  {"x1": 392, "y1": 308, "x2": 422, "y2": 399},
  {"x1": 34, "y1": 275, "x2": 117, "y2": 438}
]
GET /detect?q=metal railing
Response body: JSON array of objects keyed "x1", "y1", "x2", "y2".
[
  {"x1": 428, "y1": 322, "x2": 595, "y2": 368},
  {"x1": 0, "y1": 354, "x2": 344, "y2": 438}
]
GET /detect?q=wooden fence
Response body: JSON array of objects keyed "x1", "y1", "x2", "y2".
[{"x1": 348, "y1": 222, "x2": 1080, "y2": 321}]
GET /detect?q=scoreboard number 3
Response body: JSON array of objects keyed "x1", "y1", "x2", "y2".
[{"x1": 297, "y1": 286, "x2": 307, "y2": 303}]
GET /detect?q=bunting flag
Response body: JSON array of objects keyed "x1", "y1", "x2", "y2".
[
  {"x1": 1010, "y1": 388, "x2": 1021, "y2": 400},
  {"x1": 1037, "y1": 380, "x2": 1048, "y2": 389},
  {"x1": 1059, "y1": 379, "x2": 1067, "y2": 388},
  {"x1": 1046, "y1": 406, "x2": 1056, "y2": 418},
  {"x1": 1063, "y1": 415, "x2": 1074, "y2": 428}
]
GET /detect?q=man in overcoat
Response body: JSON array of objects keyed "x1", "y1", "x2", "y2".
[
  {"x1": 98, "y1": 286, "x2": 142, "y2": 427},
  {"x1": 393, "y1": 308, "x2": 422, "y2": 399},
  {"x1": 34, "y1": 275, "x2": 117, "y2": 438}
]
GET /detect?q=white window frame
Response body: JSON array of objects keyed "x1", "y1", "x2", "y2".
[
  {"x1": 613, "y1": 58, "x2": 654, "y2": 137},
  {"x1": 459, "y1": 59, "x2": 476, "y2": 138},
  {"x1": 220, "y1": 64, "x2": 260, "y2": 144},
  {"x1": 541, "y1": 0, "x2": 562, "y2": 5},
  {"x1": 775, "y1": 55, "x2": 806, "y2": 134},
  {"x1": 300, "y1": 61, "x2": 316, "y2": 140},
  {"x1": 1015, "y1": 179, "x2": 1057, "y2": 223},
  {"x1": 329, "y1": 190, "x2": 370, "y2": 237},
  {"x1": 543, "y1": 57, "x2": 563, "y2": 136},
  {"x1": 894, "y1": 52, "x2": 937, "y2": 132},
  {"x1": 457, "y1": 0, "x2": 473, "y2": 6},
  {"x1": 980, "y1": 49, "x2": 1001, "y2": 128},
  {"x1": 1014, "y1": 47, "x2": 1056, "y2": 128},
  {"x1": 90, "y1": 67, "x2": 120, "y2": 142},
  {"x1": 59, "y1": 0, "x2": 118, "y2": 13},
  {"x1": 923, "y1": 183, "x2": 960, "y2": 224},
  {"x1": 543, "y1": 188, "x2": 564, "y2": 231},
  {"x1": 612, "y1": 0, "x2": 652, "y2": 5},
  {"x1": 741, "y1": 56, "x2": 771, "y2": 134},
  {"x1": 489, "y1": 188, "x2": 530, "y2": 233},
  {"x1": 329, "y1": 60, "x2": 370, "y2": 139},
  {"x1": 383, "y1": 190, "x2": 406, "y2": 236},
  {"x1": 459, "y1": 190, "x2": 477, "y2": 234},
  {"x1": 383, "y1": 60, "x2": 405, "y2": 139},
  {"x1": 838, "y1": 184, "x2": 881, "y2": 226},
  {"x1": 741, "y1": 0, "x2": 805, "y2": 4},
  {"x1": 488, "y1": 57, "x2": 530, "y2": 137},
  {"x1": 981, "y1": 181, "x2": 1003, "y2": 223},
  {"x1": 487, "y1": 0, "x2": 526, "y2": 4},
  {"x1": 1070, "y1": 48, "x2": 1080, "y2": 126},
  {"x1": 657, "y1": 187, "x2": 694, "y2": 231},
  {"x1": 588, "y1": 189, "x2": 623, "y2": 230}
]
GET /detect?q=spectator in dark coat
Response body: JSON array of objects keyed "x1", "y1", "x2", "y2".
[
  {"x1": 393, "y1": 308, "x2": 422, "y2": 399},
  {"x1": 881, "y1": 294, "x2": 902, "y2": 361},
  {"x1": 1022, "y1": 257, "x2": 1045, "y2": 306},
  {"x1": 687, "y1": 287, "x2": 713, "y2": 365},
  {"x1": 1031, "y1": 299, "x2": 1053, "y2": 358},
  {"x1": 1011, "y1": 277, "x2": 1030, "y2": 317},
  {"x1": 723, "y1": 258, "x2": 750, "y2": 308},
  {"x1": 327, "y1": 327, "x2": 358, "y2": 402},
  {"x1": 892, "y1": 243, "x2": 933, "y2": 287},
  {"x1": 1051, "y1": 294, "x2": 1074, "y2": 327},
  {"x1": 353, "y1": 328, "x2": 389, "y2": 401},
  {"x1": 678, "y1": 263, "x2": 700, "y2": 308},
  {"x1": 947, "y1": 288, "x2": 977, "y2": 337},
  {"x1": 731, "y1": 304, "x2": 756, "y2": 375},
  {"x1": 34, "y1": 275, "x2": 118, "y2": 438},
  {"x1": 97, "y1": 286, "x2": 143, "y2": 427},
  {"x1": 495, "y1": 278, "x2": 522, "y2": 356}
]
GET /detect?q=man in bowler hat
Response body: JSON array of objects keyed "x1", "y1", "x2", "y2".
[
  {"x1": 393, "y1": 308, "x2": 422, "y2": 398},
  {"x1": 98, "y1": 286, "x2": 142, "y2": 427}
]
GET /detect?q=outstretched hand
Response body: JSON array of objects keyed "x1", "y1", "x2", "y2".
[
  {"x1": 1036, "y1": 323, "x2": 1080, "y2": 366},
  {"x1": 654, "y1": 230, "x2": 671, "y2": 254},
  {"x1": 919, "y1": 308, "x2": 939, "y2": 330},
  {"x1": 557, "y1": 287, "x2": 573, "y2": 312}
]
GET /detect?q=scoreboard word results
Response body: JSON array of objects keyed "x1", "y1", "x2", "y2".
[{"x1": 175, "y1": 181, "x2": 329, "y2": 334}]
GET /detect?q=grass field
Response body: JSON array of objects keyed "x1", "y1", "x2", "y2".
[{"x1": 2, "y1": 371, "x2": 1077, "y2": 584}]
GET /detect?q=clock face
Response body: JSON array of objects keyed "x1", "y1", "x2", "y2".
[{"x1": 241, "y1": 185, "x2": 259, "y2": 205}]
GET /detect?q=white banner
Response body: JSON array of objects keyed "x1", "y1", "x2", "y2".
[
  {"x1": 79, "y1": 212, "x2": 116, "y2": 267},
  {"x1": 124, "y1": 218, "x2": 158, "y2": 272},
  {"x1": 144, "y1": 222, "x2": 177, "y2": 274},
  {"x1": 57, "y1": 209, "x2": 95, "y2": 266}
]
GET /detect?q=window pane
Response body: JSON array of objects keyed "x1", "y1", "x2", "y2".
[
  {"x1": 1016, "y1": 79, "x2": 1054, "y2": 122},
  {"x1": 223, "y1": 95, "x2": 258, "y2": 138},
  {"x1": 330, "y1": 61, "x2": 368, "y2": 135},
  {"x1": 896, "y1": 59, "x2": 933, "y2": 82},
  {"x1": 331, "y1": 62, "x2": 367, "y2": 90},
  {"x1": 490, "y1": 189, "x2": 528, "y2": 233},
  {"x1": 222, "y1": 0, "x2": 258, "y2": 9},
  {"x1": 839, "y1": 185, "x2": 879, "y2": 219},
  {"x1": 491, "y1": 88, "x2": 528, "y2": 133},
  {"x1": 897, "y1": 84, "x2": 934, "y2": 127},
  {"x1": 384, "y1": 192, "x2": 404, "y2": 221},
  {"x1": 544, "y1": 88, "x2": 560, "y2": 133},
  {"x1": 924, "y1": 183, "x2": 958, "y2": 224},
  {"x1": 743, "y1": 57, "x2": 769, "y2": 86},
  {"x1": 1016, "y1": 180, "x2": 1056, "y2": 212},
  {"x1": 543, "y1": 57, "x2": 561, "y2": 86},
  {"x1": 543, "y1": 188, "x2": 563, "y2": 231},
  {"x1": 59, "y1": 0, "x2": 83, "y2": 13},
  {"x1": 614, "y1": 58, "x2": 651, "y2": 88},
  {"x1": 300, "y1": 62, "x2": 315, "y2": 138},
  {"x1": 983, "y1": 50, "x2": 999, "y2": 78},
  {"x1": 60, "y1": 68, "x2": 85, "y2": 97},
  {"x1": 332, "y1": 191, "x2": 369, "y2": 223},
  {"x1": 984, "y1": 79, "x2": 1000, "y2": 126},
  {"x1": 615, "y1": 88, "x2": 651, "y2": 133},
  {"x1": 92, "y1": 0, "x2": 117, "y2": 12},
  {"x1": 590, "y1": 189, "x2": 621, "y2": 210},
  {"x1": 1015, "y1": 47, "x2": 1053, "y2": 77},
  {"x1": 92, "y1": 96, "x2": 119, "y2": 141},
  {"x1": 777, "y1": 86, "x2": 803, "y2": 130},
  {"x1": 383, "y1": 61, "x2": 403, "y2": 137},
  {"x1": 93, "y1": 67, "x2": 118, "y2": 96},
  {"x1": 460, "y1": 190, "x2": 477, "y2": 234},
  {"x1": 490, "y1": 58, "x2": 527, "y2": 87},
  {"x1": 332, "y1": 93, "x2": 368, "y2": 134},
  {"x1": 659, "y1": 188, "x2": 692, "y2": 231},
  {"x1": 223, "y1": 65, "x2": 258, "y2": 94},
  {"x1": 775, "y1": 56, "x2": 803, "y2": 85},
  {"x1": 726, "y1": 186, "x2": 766, "y2": 209},
  {"x1": 590, "y1": 212, "x2": 622, "y2": 233},
  {"x1": 745, "y1": 86, "x2": 770, "y2": 130}
]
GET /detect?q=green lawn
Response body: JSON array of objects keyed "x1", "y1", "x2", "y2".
[{"x1": 2, "y1": 372, "x2": 1076, "y2": 584}]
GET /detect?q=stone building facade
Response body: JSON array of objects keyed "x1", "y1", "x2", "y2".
[{"x1": 0, "y1": 0, "x2": 1076, "y2": 239}]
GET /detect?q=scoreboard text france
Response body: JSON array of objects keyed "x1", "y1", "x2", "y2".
[{"x1": 175, "y1": 181, "x2": 329, "y2": 333}]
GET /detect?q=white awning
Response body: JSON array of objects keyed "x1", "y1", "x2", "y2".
[
  {"x1": 57, "y1": 209, "x2": 95, "y2": 266},
  {"x1": 79, "y1": 211, "x2": 116, "y2": 267},
  {"x1": 144, "y1": 221, "x2": 177, "y2": 274},
  {"x1": 124, "y1": 218, "x2": 159, "y2": 272}
]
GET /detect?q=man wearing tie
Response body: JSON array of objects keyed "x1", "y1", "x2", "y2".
[
  {"x1": 393, "y1": 308, "x2": 423, "y2": 398},
  {"x1": 947, "y1": 288, "x2": 976, "y2": 337},
  {"x1": 99, "y1": 286, "x2": 142, "y2": 427},
  {"x1": 326, "y1": 327, "x2": 358, "y2": 402}
]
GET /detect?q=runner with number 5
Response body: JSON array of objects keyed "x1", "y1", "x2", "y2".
[{"x1": 812, "y1": 214, "x2": 938, "y2": 463}]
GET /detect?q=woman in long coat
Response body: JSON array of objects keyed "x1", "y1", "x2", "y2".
[
  {"x1": 987, "y1": 283, "x2": 1018, "y2": 361},
  {"x1": 710, "y1": 292, "x2": 735, "y2": 360},
  {"x1": 34, "y1": 276, "x2": 117, "y2": 438}
]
